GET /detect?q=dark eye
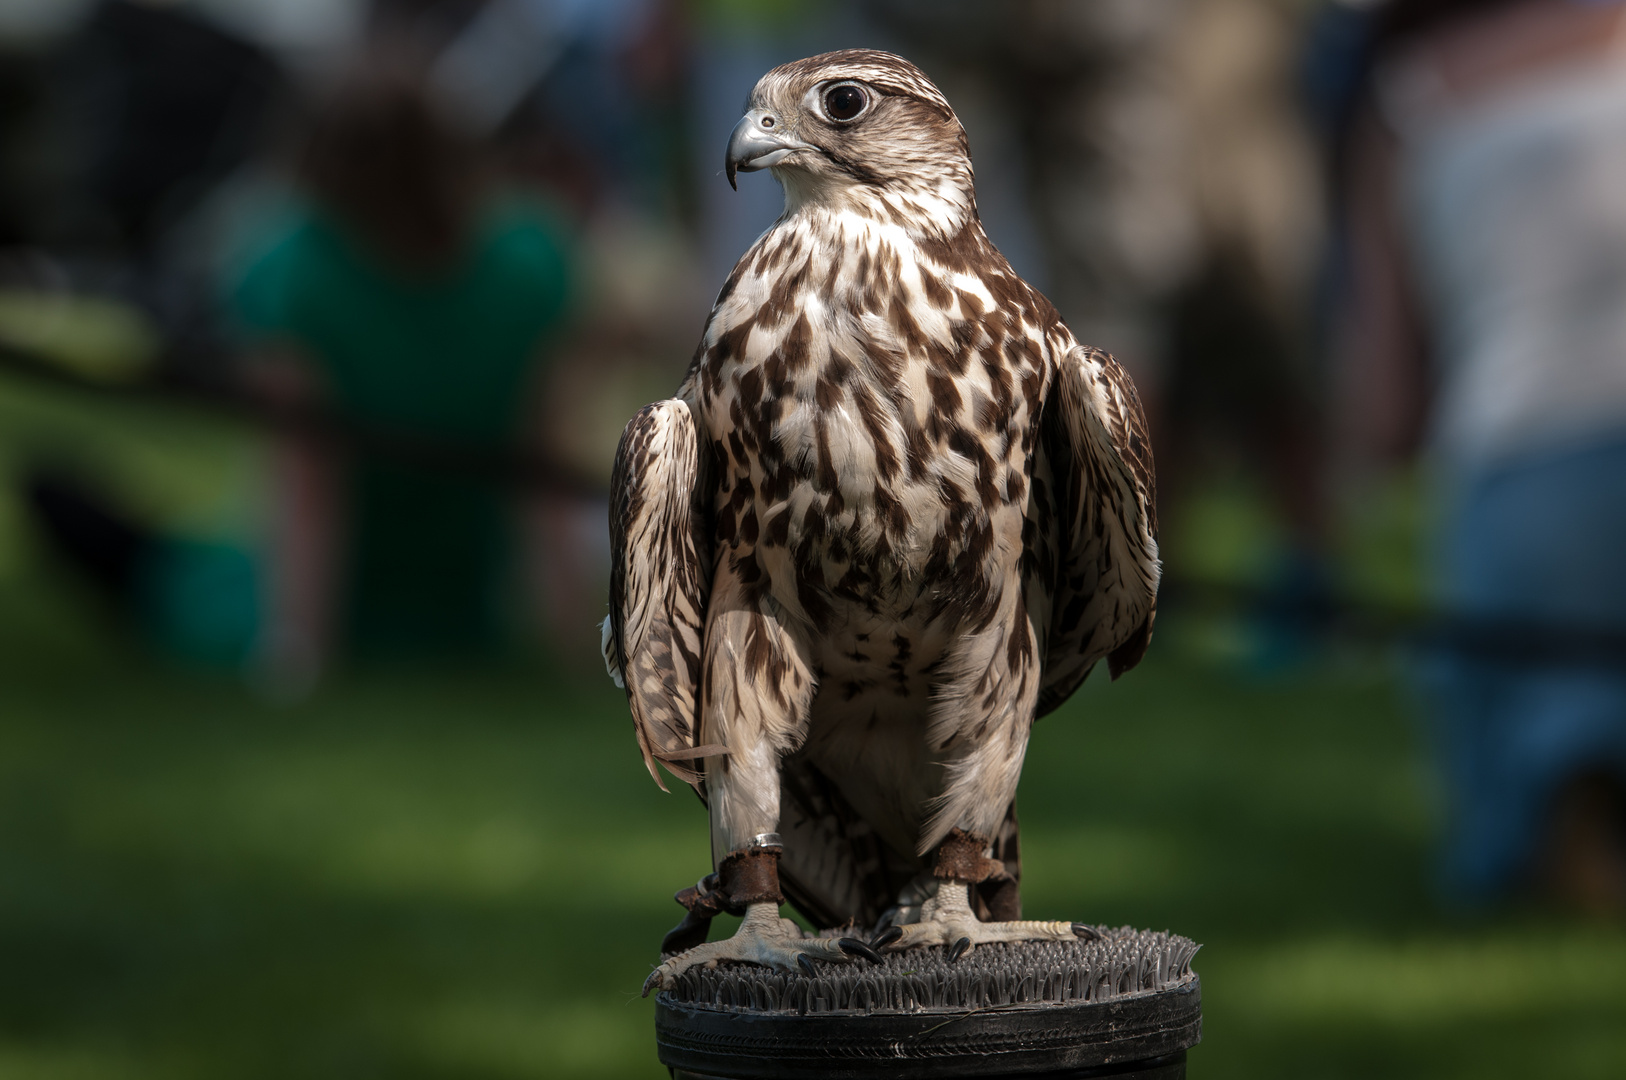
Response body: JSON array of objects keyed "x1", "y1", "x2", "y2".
[{"x1": 823, "y1": 84, "x2": 867, "y2": 122}]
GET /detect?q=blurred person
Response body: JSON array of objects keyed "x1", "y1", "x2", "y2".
[
  {"x1": 364, "y1": 0, "x2": 713, "y2": 671},
  {"x1": 229, "y1": 50, "x2": 576, "y2": 685},
  {"x1": 1340, "y1": 0, "x2": 1626, "y2": 912},
  {"x1": 1154, "y1": 0, "x2": 1332, "y2": 661}
]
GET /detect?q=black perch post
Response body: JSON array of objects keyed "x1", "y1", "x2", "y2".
[{"x1": 653, "y1": 928, "x2": 1201, "y2": 1079}]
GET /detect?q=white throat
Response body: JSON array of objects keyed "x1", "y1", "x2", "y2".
[{"x1": 772, "y1": 167, "x2": 977, "y2": 241}]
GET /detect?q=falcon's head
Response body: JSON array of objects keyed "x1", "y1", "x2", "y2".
[{"x1": 726, "y1": 50, "x2": 975, "y2": 223}]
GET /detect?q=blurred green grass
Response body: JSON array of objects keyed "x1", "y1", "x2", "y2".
[
  {"x1": 2, "y1": 620, "x2": 1624, "y2": 1079},
  {"x1": 0, "y1": 377, "x2": 1623, "y2": 1078}
]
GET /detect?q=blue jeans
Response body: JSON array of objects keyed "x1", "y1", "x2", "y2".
[{"x1": 1423, "y1": 436, "x2": 1626, "y2": 903}]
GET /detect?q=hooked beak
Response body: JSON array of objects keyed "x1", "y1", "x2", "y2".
[{"x1": 725, "y1": 109, "x2": 809, "y2": 190}]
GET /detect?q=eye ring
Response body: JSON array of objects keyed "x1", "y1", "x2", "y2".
[{"x1": 821, "y1": 82, "x2": 869, "y2": 123}]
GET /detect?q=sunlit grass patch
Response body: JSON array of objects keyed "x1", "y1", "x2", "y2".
[{"x1": 1233, "y1": 928, "x2": 1626, "y2": 1027}]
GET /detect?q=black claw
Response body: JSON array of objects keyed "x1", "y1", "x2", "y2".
[
  {"x1": 838, "y1": 937, "x2": 883, "y2": 964},
  {"x1": 641, "y1": 970, "x2": 663, "y2": 998},
  {"x1": 797, "y1": 954, "x2": 817, "y2": 979},
  {"x1": 948, "y1": 936, "x2": 972, "y2": 962},
  {"x1": 1072, "y1": 922, "x2": 1102, "y2": 942},
  {"x1": 870, "y1": 925, "x2": 904, "y2": 950}
]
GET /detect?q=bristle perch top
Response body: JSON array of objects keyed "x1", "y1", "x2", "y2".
[
  {"x1": 655, "y1": 928, "x2": 1203, "y2": 1079},
  {"x1": 667, "y1": 926, "x2": 1197, "y2": 1014}
]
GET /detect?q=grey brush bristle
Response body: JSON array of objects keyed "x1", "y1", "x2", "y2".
[{"x1": 663, "y1": 927, "x2": 1200, "y2": 1015}]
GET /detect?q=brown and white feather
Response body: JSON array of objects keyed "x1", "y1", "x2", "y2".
[
  {"x1": 605, "y1": 49, "x2": 1159, "y2": 923},
  {"x1": 605, "y1": 399, "x2": 713, "y2": 791}
]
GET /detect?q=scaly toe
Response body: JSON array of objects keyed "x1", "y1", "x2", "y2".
[
  {"x1": 881, "y1": 919, "x2": 962, "y2": 952},
  {"x1": 870, "y1": 883, "x2": 1089, "y2": 959},
  {"x1": 641, "y1": 911, "x2": 860, "y2": 996}
]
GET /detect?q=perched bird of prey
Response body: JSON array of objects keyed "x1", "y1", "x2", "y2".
[{"x1": 602, "y1": 50, "x2": 1158, "y2": 993}]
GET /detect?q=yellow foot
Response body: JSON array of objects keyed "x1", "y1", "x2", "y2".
[
  {"x1": 877, "y1": 882, "x2": 1099, "y2": 960},
  {"x1": 642, "y1": 902, "x2": 881, "y2": 995}
]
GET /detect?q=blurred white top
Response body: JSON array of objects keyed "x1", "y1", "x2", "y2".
[{"x1": 1380, "y1": 13, "x2": 1626, "y2": 467}]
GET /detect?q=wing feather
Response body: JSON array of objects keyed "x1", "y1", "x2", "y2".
[
  {"x1": 605, "y1": 399, "x2": 713, "y2": 791},
  {"x1": 1035, "y1": 345, "x2": 1160, "y2": 716}
]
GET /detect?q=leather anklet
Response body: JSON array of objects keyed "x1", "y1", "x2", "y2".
[
  {"x1": 933, "y1": 827, "x2": 1008, "y2": 884},
  {"x1": 719, "y1": 841, "x2": 783, "y2": 906}
]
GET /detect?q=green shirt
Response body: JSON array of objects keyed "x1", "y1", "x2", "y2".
[{"x1": 232, "y1": 201, "x2": 574, "y2": 656}]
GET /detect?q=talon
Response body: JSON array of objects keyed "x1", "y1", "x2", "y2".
[
  {"x1": 948, "y1": 936, "x2": 972, "y2": 961},
  {"x1": 1072, "y1": 922, "x2": 1101, "y2": 942},
  {"x1": 871, "y1": 925, "x2": 904, "y2": 950},
  {"x1": 642, "y1": 969, "x2": 664, "y2": 997},
  {"x1": 838, "y1": 937, "x2": 882, "y2": 963},
  {"x1": 797, "y1": 954, "x2": 817, "y2": 978}
]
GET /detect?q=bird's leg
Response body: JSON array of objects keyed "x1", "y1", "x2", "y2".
[
  {"x1": 641, "y1": 840, "x2": 879, "y2": 995},
  {"x1": 880, "y1": 829, "x2": 1097, "y2": 958},
  {"x1": 876, "y1": 614, "x2": 1093, "y2": 958},
  {"x1": 640, "y1": 596, "x2": 881, "y2": 995}
]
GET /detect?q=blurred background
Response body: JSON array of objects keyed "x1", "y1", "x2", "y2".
[{"x1": 0, "y1": 0, "x2": 1623, "y2": 1076}]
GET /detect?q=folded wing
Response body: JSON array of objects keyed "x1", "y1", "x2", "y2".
[
  {"x1": 604, "y1": 399, "x2": 714, "y2": 791},
  {"x1": 1035, "y1": 345, "x2": 1161, "y2": 716}
]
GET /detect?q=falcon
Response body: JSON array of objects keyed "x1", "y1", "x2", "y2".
[{"x1": 602, "y1": 50, "x2": 1159, "y2": 994}]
